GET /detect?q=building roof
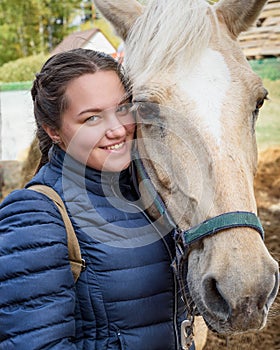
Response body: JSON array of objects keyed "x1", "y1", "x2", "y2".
[{"x1": 51, "y1": 28, "x2": 116, "y2": 56}]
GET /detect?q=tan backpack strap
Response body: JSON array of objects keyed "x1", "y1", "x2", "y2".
[{"x1": 28, "y1": 184, "x2": 85, "y2": 283}]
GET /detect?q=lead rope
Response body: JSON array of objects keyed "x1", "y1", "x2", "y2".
[{"x1": 173, "y1": 230, "x2": 196, "y2": 350}]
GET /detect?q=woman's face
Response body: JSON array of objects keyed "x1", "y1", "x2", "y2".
[{"x1": 58, "y1": 71, "x2": 135, "y2": 172}]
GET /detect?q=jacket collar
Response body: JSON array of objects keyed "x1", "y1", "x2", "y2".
[{"x1": 47, "y1": 145, "x2": 135, "y2": 198}]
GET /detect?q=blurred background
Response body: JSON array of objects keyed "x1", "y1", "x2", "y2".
[{"x1": 0, "y1": 1, "x2": 279, "y2": 349}]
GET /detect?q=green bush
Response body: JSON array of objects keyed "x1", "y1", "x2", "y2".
[
  {"x1": 0, "y1": 53, "x2": 49, "y2": 83},
  {"x1": 0, "y1": 81, "x2": 33, "y2": 92},
  {"x1": 249, "y1": 58, "x2": 280, "y2": 81}
]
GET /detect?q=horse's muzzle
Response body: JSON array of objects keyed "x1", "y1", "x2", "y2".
[{"x1": 200, "y1": 269, "x2": 279, "y2": 334}]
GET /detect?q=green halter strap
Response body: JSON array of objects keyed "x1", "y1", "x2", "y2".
[{"x1": 134, "y1": 154, "x2": 264, "y2": 246}]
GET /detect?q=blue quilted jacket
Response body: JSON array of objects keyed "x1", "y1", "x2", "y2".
[{"x1": 0, "y1": 146, "x2": 185, "y2": 350}]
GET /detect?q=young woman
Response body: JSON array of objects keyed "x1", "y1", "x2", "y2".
[{"x1": 0, "y1": 49, "x2": 186, "y2": 350}]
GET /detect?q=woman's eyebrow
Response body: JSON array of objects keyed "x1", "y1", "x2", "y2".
[{"x1": 77, "y1": 108, "x2": 102, "y2": 116}]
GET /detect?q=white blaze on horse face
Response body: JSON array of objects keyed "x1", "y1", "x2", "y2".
[{"x1": 178, "y1": 48, "x2": 231, "y2": 146}]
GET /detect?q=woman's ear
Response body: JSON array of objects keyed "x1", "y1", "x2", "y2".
[{"x1": 43, "y1": 125, "x2": 61, "y2": 144}]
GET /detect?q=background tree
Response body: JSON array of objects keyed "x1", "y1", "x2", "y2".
[{"x1": 0, "y1": 0, "x2": 81, "y2": 66}]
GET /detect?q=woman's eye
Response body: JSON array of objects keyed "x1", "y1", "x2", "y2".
[{"x1": 86, "y1": 115, "x2": 102, "y2": 123}]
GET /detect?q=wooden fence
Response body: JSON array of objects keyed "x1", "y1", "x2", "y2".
[{"x1": 239, "y1": 0, "x2": 280, "y2": 59}]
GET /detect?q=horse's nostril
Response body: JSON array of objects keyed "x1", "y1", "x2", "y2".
[
  {"x1": 203, "y1": 277, "x2": 231, "y2": 321},
  {"x1": 265, "y1": 272, "x2": 280, "y2": 310}
]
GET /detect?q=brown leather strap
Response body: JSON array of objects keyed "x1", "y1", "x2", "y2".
[{"x1": 28, "y1": 185, "x2": 85, "y2": 282}]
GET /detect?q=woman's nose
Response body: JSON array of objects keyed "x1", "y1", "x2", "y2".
[{"x1": 105, "y1": 115, "x2": 127, "y2": 138}]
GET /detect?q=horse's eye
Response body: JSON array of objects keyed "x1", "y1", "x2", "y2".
[
  {"x1": 136, "y1": 102, "x2": 160, "y2": 119},
  {"x1": 256, "y1": 98, "x2": 265, "y2": 110},
  {"x1": 255, "y1": 90, "x2": 268, "y2": 112},
  {"x1": 252, "y1": 95, "x2": 268, "y2": 129}
]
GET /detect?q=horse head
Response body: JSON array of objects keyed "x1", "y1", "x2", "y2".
[{"x1": 94, "y1": 0, "x2": 279, "y2": 335}]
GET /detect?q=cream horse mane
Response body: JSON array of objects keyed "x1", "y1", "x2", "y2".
[{"x1": 125, "y1": 0, "x2": 214, "y2": 87}]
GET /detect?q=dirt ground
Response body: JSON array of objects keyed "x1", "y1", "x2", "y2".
[
  {"x1": 0, "y1": 147, "x2": 279, "y2": 349},
  {"x1": 205, "y1": 147, "x2": 280, "y2": 350}
]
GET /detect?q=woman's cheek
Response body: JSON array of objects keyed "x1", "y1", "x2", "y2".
[
  {"x1": 64, "y1": 127, "x2": 103, "y2": 157},
  {"x1": 126, "y1": 122, "x2": 136, "y2": 135},
  {"x1": 78, "y1": 126, "x2": 104, "y2": 147}
]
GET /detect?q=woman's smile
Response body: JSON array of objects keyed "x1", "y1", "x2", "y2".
[{"x1": 101, "y1": 141, "x2": 126, "y2": 151}]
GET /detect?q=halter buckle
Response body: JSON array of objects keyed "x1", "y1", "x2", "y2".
[{"x1": 181, "y1": 318, "x2": 194, "y2": 350}]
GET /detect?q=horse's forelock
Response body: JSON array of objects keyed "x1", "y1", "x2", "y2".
[{"x1": 125, "y1": 0, "x2": 213, "y2": 89}]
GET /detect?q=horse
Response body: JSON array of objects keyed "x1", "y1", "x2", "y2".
[{"x1": 93, "y1": 0, "x2": 279, "y2": 349}]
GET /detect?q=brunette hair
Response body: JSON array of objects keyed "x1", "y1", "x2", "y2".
[{"x1": 31, "y1": 48, "x2": 129, "y2": 171}]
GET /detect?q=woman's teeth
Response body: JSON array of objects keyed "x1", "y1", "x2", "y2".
[{"x1": 105, "y1": 142, "x2": 124, "y2": 150}]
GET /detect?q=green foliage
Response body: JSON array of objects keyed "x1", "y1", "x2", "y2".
[
  {"x1": 0, "y1": 53, "x2": 49, "y2": 83},
  {"x1": 250, "y1": 58, "x2": 280, "y2": 81},
  {"x1": 0, "y1": 23, "x2": 19, "y2": 65},
  {"x1": 256, "y1": 79, "x2": 280, "y2": 149},
  {"x1": 0, "y1": 81, "x2": 33, "y2": 92},
  {"x1": 0, "y1": 0, "x2": 81, "y2": 65}
]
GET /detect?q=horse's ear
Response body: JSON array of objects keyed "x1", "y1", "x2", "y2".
[
  {"x1": 215, "y1": 0, "x2": 267, "y2": 37},
  {"x1": 94, "y1": 0, "x2": 143, "y2": 40}
]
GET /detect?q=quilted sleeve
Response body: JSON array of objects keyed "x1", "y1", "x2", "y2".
[{"x1": 0, "y1": 189, "x2": 79, "y2": 350}]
